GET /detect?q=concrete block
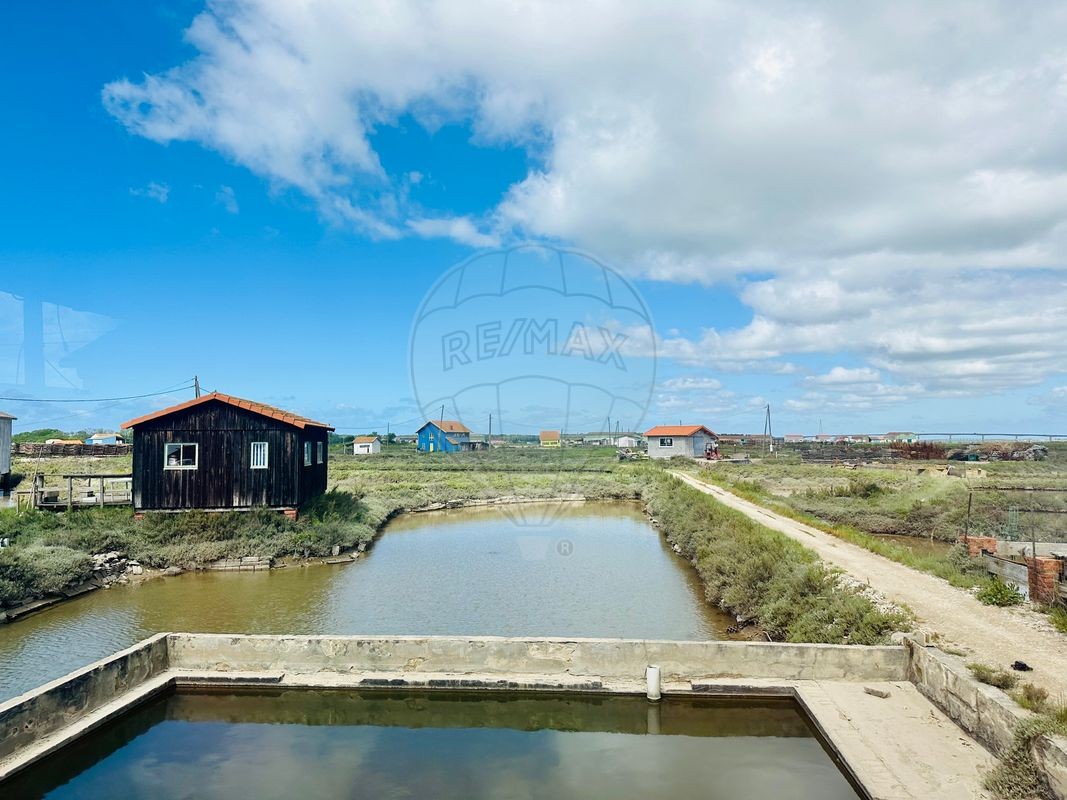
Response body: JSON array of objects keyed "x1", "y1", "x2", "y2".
[{"x1": 1033, "y1": 734, "x2": 1067, "y2": 800}]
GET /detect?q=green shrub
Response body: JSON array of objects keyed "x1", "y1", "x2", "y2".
[
  {"x1": 1014, "y1": 683, "x2": 1049, "y2": 713},
  {"x1": 976, "y1": 578, "x2": 1024, "y2": 607},
  {"x1": 968, "y1": 662, "x2": 1018, "y2": 690},
  {"x1": 984, "y1": 715, "x2": 1067, "y2": 800},
  {"x1": 643, "y1": 473, "x2": 908, "y2": 644},
  {"x1": 1048, "y1": 605, "x2": 1067, "y2": 635}
]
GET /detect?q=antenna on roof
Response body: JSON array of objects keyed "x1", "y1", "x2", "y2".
[{"x1": 194, "y1": 376, "x2": 201, "y2": 399}]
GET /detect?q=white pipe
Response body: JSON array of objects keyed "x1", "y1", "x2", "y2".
[{"x1": 645, "y1": 664, "x2": 661, "y2": 701}]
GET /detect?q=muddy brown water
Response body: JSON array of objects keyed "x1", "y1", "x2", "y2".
[{"x1": 0, "y1": 502, "x2": 734, "y2": 701}]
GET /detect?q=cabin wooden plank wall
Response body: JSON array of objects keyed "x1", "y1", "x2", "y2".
[{"x1": 131, "y1": 402, "x2": 328, "y2": 511}]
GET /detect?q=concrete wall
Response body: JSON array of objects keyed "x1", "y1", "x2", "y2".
[
  {"x1": 0, "y1": 633, "x2": 169, "y2": 762},
  {"x1": 906, "y1": 637, "x2": 1067, "y2": 799},
  {"x1": 166, "y1": 634, "x2": 907, "y2": 683}
]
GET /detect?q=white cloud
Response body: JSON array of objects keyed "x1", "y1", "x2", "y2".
[
  {"x1": 659, "y1": 377, "x2": 722, "y2": 391},
  {"x1": 102, "y1": 1, "x2": 1067, "y2": 269},
  {"x1": 806, "y1": 367, "x2": 881, "y2": 386},
  {"x1": 101, "y1": 1, "x2": 1067, "y2": 408},
  {"x1": 1029, "y1": 386, "x2": 1067, "y2": 408},
  {"x1": 406, "y1": 216, "x2": 499, "y2": 248},
  {"x1": 129, "y1": 181, "x2": 169, "y2": 203},
  {"x1": 216, "y1": 185, "x2": 239, "y2": 214}
]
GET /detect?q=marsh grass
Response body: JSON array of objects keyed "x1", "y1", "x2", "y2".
[{"x1": 643, "y1": 473, "x2": 909, "y2": 644}]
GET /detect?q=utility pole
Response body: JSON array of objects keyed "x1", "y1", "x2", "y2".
[
  {"x1": 488, "y1": 413, "x2": 492, "y2": 449},
  {"x1": 764, "y1": 403, "x2": 774, "y2": 455},
  {"x1": 439, "y1": 404, "x2": 444, "y2": 422},
  {"x1": 194, "y1": 375, "x2": 201, "y2": 398}
]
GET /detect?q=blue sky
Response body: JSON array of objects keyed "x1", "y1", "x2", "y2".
[{"x1": 1, "y1": 2, "x2": 1065, "y2": 436}]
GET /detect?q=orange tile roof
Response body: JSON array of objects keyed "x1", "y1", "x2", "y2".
[
  {"x1": 418, "y1": 419, "x2": 471, "y2": 434},
  {"x1": 539, "y1": 430, "x2": 561, "y2": 441},
  {"x1": 121, "y1": 391, "x2": 333, "y2": 431},
  {"x1": 354, "y1": 435, "x2": 380, "y2": 443},
  {"x1": 644, "y1": 425, "x2": 717, "y2": 437}
]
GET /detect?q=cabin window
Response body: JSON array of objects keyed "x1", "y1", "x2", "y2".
[
  {"x1": 164, "y1": 443, "x2": 198, "y2": 470},
  {"x1": 659, "y1": 437, "x2": 673, "y2": 447},
  {"x1": 317, "y1": 441, "x2": 324, "y2": 463},
  {"x1": 251, "y1": 441, "x2": 268, "y2": 469},
  {"x1": 304, "y1": 441, "x2": 312, "y2": 466}
]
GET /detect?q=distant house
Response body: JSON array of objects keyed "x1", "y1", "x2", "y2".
[
  {"x1": 85, "y1": 432, "x2": 125, "y2": 445},
  {"x1": 616, "y1": 435, "x2": 638, "y2": 449},
  {"x1": 45, "y1": 438, "x2": 84, "y2": 445},
  {"x1": 849, "y1": 434, "x2": 872, "y2": 443},
  {"x1": 416, "y1": 420, "x2": 471, "y2": 453},
  {"x1": 783, "y1": 433, "x2": 805, "y2": 444},
  {"x1": 0, "y1": 411, "x2": 13, "y2": 495},
  {"x1": 121, "y1": 392, "x2": 333, "y2": 514},
  {"x1": 886, "y1": 431, "x2": 918, "y2": 444},
  {"x1": 353, "y1": 435, "x2": 381, "y2": 455},
  {"x1": 539, "y1": 430, "x2": 561, "y2": 448},
  {"x1": 643, "y1": 425, "x2": 718, "y2": 459},
  {"x1": 815, "y1": 434, "x2": 834, "y2": 443},
  {"x1": 395, "y1": 434, "x2": 417, "y2": 445}
]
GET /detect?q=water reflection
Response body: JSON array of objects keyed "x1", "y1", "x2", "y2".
[
  {"x1": 0, "y1": 503, "x2": 732, "y2": 701},
  {"x1": 3, "y1": 690, "x2": 859, "y2": 800}
]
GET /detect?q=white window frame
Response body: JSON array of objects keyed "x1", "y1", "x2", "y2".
[
  {"x1": 304, "y1": 441, "x2": 312, "y2": 467},
  {"x1": 164, "y1": 442, "x2": 198, "y2": 470},
  {"x1": 251, "y1": 441, "x2": 269, "y2": 470},
  {"x1": 317, "y1": 441, "x2": 324, "y2": 464},
  {"x1": 659, "y1": 437, "x2": 673, "y2": 447}
]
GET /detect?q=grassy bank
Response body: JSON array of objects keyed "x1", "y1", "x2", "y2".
[
  {"x1": 0, "y1": 491, "x2": 376, "y2": 606},
  {"x1": 643, "y1": 472, "x2": 909, "y2": 644},
  {"x1": 1, "y1": 448, "x2": 643, "y2": 608}
]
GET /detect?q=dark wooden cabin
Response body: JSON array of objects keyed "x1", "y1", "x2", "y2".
[{"x1": 121, "y1": 392, "x2": 333, "y2": 513}]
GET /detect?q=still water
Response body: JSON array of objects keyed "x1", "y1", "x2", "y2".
[
  {"x1": 0, "y1": 502, "x2": 732, "y2": 701},
  {"x1": 2, "y1": 689, "x2": 859, "y2": 799}
]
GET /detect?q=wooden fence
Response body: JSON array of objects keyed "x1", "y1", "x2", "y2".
[{"x1": 12, "y1": 443, "x2": 130, "y2": 457}]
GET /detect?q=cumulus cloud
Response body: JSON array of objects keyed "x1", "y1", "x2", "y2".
[
  {"x1": 101, "y1": 1, "x2": 1067, "y2": 408},
  {"x1": 103, "y1": 1, "x2": 1067, "y2": 266},
  {"x1": 216, "y1": 185, "x2": 239, "y2": 214},
  {"x1": 806, "y1": 367, "x2": 881, "y2": 386},
  {"x1": 129, "y1": 181, "x2": 169, "y2": 203},
  {"x1": 659, "y1": 377, "x2": 723, "y2": 391}
]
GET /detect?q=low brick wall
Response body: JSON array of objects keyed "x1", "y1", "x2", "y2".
[
  {"x1": 166, "y1": 634, "x2": 907, "y2": 683},
  {"x1": 0, "y1": 633, "x2": 169, "y2": 762}
]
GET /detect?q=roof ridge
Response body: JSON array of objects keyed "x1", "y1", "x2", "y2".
[{"x1": 121, "y1": 392, "x2": 333, "y2": 431}]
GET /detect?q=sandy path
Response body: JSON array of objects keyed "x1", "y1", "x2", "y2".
[{"x1": 671, "y1": 470, "x2": 1067, "y2": 698}]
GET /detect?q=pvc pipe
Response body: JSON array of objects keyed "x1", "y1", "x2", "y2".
[
  {"x1": 645, "y1": 664, "x2": 661, "y2": 701},
  {"x1": 646, "y1": 703, "x2": 661, "y2": 735}
]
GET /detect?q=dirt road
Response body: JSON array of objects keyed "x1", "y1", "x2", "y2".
[{"x1": 671, "y1": 470, "x2": 1067, "y2": 697}]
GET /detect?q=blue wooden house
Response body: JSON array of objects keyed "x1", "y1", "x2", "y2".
[{"x1": 416, "y1": 420, "x2": 471, "y2": 453}]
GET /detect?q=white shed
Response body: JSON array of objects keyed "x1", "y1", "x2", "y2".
[
  {"x1": 643, "y1": 425, "x2": 718, "y2": 459},
  {"x1": 616, "y1": 436, "x2": 639, "y2": 449},
  {"x1": 354, "y1": 435, "x2": 381, "y2": 455},
  {"x1": 0, "y1": 410, "x2": 14, "y2": 495}
]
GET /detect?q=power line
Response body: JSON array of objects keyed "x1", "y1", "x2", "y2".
[{"x1": 0, "y1": 382, "x2": 194, "y2": 403}]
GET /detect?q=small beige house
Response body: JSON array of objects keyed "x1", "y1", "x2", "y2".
[{"x1": 353, "y1": 435, "x2": 381, "y2": 455}]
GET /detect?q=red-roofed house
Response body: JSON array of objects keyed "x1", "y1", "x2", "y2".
[
  {"x1": 121, "y1": 392, "x2": 334, "y2": 514},
  {"x1": 643, "y1": 425, "x2": 717, "y2": 459}
]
